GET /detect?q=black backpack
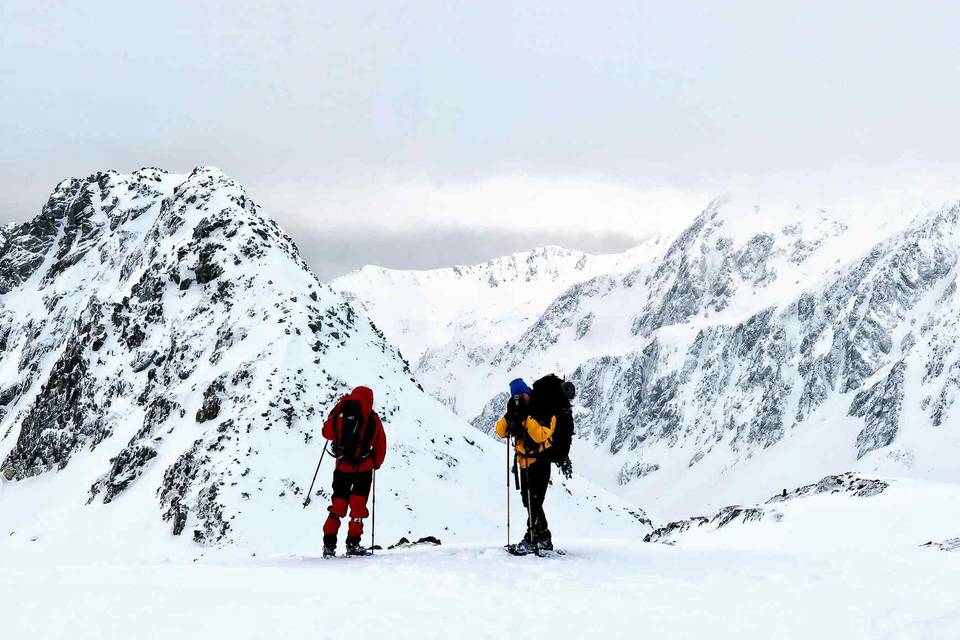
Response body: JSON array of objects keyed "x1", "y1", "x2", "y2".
[
  {"x1": 335, "y1": 399, "x2": 376, "y2": 465},
  {"x1": 529, "y1": 374, "x2": 576, "y2": 463}
]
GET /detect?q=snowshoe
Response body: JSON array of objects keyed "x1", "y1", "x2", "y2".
[{"x1": 322, "y1": 545, "x2": 337, "y2": 558}]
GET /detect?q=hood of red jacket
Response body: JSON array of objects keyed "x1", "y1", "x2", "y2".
[{"x1": 348, "y1": 386, "x2": 374, "y2": 416}]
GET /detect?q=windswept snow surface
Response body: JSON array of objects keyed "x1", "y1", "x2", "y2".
[
  {"x1": 4, "y1": 475, "x2": 960, "y2": 639},
  {"x1": 3, "y1": 532, "x2": 959, "y2": 639}
]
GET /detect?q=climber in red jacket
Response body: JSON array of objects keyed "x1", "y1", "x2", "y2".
[{"x1": 320, "y1": 386, "x2": 387, "y2": 557}]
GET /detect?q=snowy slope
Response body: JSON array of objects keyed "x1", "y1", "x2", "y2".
[
  {"x1": 0, "y1": 168, "x2": 648, "y2": 558},
  {"x1": 4, "y1": 478, "x2": 959, "y2": 640},
  {"x1": 645, "y1": 473, "x2": 960, "y2": 553},
  {"x1": 556, "y1": 201, "x2": 960, "y2": 518}
]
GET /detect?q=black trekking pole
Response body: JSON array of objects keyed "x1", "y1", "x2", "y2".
[
  {"x1": 506, "y1": 436, "x2": 511, "y2": 547},
  {"x1": 371, "y1": 467, "x2": 377, "y2": 550},
  {"x1": 302, "y1": 444, "x2": 328, "y2": 508}
]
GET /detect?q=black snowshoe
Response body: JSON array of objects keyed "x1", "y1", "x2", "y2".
[{"x1": 505, "y1": 538, "x2": 564, "y2": 557}]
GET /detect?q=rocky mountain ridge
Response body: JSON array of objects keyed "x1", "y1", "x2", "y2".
[
  {"x1": 340, "y1": 198, "x2": 960, "y2": 517},
  {"x1": 0, "y1": 167, "x2": 646, "y2": 553}
]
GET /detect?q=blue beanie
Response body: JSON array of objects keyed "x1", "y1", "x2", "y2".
[{"x1": 509, "y1": 378, "x2": 532, "y2": 396}]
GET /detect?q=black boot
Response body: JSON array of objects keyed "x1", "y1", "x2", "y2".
[
  {"x1": 345, "y1": 536, "x2": 367, "y2": 556},
  {"x1": 512, "y1": 533, "x2": 536, "y2": 555},
  {"x1": 323, "y1": 534, "x2": 337, "y2": 558},
  {"x1": 535, "y1": 524, "x2": 553, "y2": 551}
]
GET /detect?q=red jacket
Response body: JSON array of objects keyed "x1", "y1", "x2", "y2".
[{"x1": 322, "y1": 386, "x2": 387, "y2": 472}]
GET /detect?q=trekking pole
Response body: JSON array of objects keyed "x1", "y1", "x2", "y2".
[
  {"x1": 371, "y1": 467, "x2": 377, "y2": 550},
  {"x1": 524, "y1": 465, "x2": 535, "y2": 547},
  {"x1": 302, "y1": 444, "x2": 328, "y2": 508},
  {"x1": 506, "y1": 436, "x2": 511, "y2": 547}
]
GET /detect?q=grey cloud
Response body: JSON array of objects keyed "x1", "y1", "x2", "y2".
[{"x1": 284, "y1": 224, "x2": 642, "y2": 281}]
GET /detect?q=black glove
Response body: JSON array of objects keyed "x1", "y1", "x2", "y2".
[
  {"x1": 504, "y1": 395, "x2": 528, "y2": 438},
  {"x1": 507, "y1": 419, "x2": 527, "y2": 439},
  {"x1": 505, "y1": 395, "x2": 525, "y2": 420},
  {"x1": 558, "y1": 456, "x2": 573, "y2": 479}
]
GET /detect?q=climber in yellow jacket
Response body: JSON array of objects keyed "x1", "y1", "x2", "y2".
[
  {"x1": 495, "y1": 378, "x2": 556, "y2": 553},
  {"x1": 495, "y1": 411, "x2": 556, "y2": 468}
]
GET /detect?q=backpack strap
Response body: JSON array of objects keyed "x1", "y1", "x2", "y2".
[{"x1": 356, "y1": 412, "x2": 377, "y2": 461}]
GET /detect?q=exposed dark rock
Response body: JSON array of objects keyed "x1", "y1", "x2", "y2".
[
  {"x1": 766, "y1": 472, "x2": 888, "y2": 502},
  {"x1": 850, "y1": 361, "x2": 907, "y2": 458},
  {"x1": 1, "y1": 303, "x2": 109, "y2": 480},
  {"x1": 387, "y1": 535, "x2": 442, "y2": 549},
  {"x1": 196, "y1": 379, "x2": 225, "y2": 423},
  {"x1": 921, "y1": 538, "x2": 960, "y2": 552},
  {"x1": 195, "y1": 243, "x2": 225, "y2": 284}
]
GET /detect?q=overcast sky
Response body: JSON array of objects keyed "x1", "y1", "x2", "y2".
[{"x1": 3, "y1": 2, "x2": 960, "y2": 278}]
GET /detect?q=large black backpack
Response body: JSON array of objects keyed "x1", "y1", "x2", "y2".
[
  {"x1": 529, "y1": 374, "x2": 576, "y2": 463},
  {"x1": 335, "y1": 399, "x2": 376, "y2": 465}
]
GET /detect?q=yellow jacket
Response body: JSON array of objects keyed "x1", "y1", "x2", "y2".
[{"x1": 495, "y1": 415, "x2": 556, "y2": 468}]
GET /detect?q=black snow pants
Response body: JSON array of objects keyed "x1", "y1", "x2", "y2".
[{"x1": 520, "y1": 459, "x2": 551, "y2": 544}]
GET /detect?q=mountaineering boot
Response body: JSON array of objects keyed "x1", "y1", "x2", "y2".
[
  {"x1": 345, "y1": 536, "x2": 368, "y2": 556},
  {"x1": 537, "y1": 537, "x2": 554, "y2": 552},
  {"x1": 512, "y1": 538, "x2": 536, "y2": 555},
  {"x1": 323, "y1": 534, "x2": 337, "y2": 558}
]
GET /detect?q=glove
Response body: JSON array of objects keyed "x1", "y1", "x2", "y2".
[
  {"x1": 505, "y1": 395, "x2": 525, "y2": 420},
  {"x1": 558, "y1": 456, "x2": 573, "y2": 479},
  {"x1": 506, "y1": 418, "x2": 527, "y2": 439},
  {"x1": 504, "y1": 395, "x2": 528, "y2": 438}
]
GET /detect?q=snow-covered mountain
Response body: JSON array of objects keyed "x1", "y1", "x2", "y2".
[
  {"x1": 334, "y1": 242, "x2": 666, "y2": 415},
  {"x1": 0, "y1": 167, "x2": 646, "y2": 558},
  {"x1": 338, "y1": 198, "x2": 960, "y2": 519}
]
